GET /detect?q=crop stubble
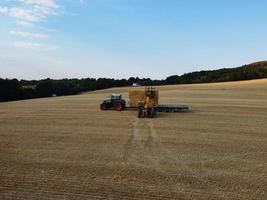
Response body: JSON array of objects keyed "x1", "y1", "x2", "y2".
[{"x1": 0, "y1": 79, "x2": 267, "y2": 199}]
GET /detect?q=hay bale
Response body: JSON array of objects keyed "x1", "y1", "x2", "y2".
[
  {"x1": 129, "y1": 90, "x2": 146, "y2": 107},
  {"x1": 129, "y1": 90, "x2": 159, "y2": 107}
]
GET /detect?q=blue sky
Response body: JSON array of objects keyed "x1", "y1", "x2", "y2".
[{"x1": 0, "y1": 0, "x2": 267, "y2": 79}]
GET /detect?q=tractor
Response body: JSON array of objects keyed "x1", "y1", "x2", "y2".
[{"x1": 100, "y1": 93, "x2": 126, "y2": 111}]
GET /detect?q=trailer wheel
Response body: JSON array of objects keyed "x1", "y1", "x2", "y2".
[{"x1": 149, "y1": 108, "x2": 156, "y2": 118}]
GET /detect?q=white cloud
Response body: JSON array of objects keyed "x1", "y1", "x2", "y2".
[
  {"x1": 0, "y1": 0, "x2": 83, "y2": 55},
  {"x1": 0, "y1": 6, "x2": 9, "y2": 13},
  {"x1": 0, "y1": 1, "x2": 59, "y2": 24},
  {"x1": 17, "y1": 20, "x2": 34, "y2": 26},
  {"x1": 9, "y1": 7, "x2": 42, "y2": 22},
  {"x1": 18, "y1": 0, "x2": 58, "y2": 8},
  {"x1": 12, "y1": 41, "x2": 57, "y2": 51},
  {"x1": 10, "y1": 31, "x2": 47, "y2": 38}
]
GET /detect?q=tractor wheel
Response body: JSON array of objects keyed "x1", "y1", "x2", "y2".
[
  {"x1": 115, "y1": 103, "x2": 123, "y2": 111},
  {"x1": 100, "y1": 104, "x2": 107, "y2": 110}
]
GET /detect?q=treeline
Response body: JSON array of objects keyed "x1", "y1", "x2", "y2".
[
  {"x1": 1, "y1": 61, "x2": 267, "y2": 102},
  {"x1": 165, "y1": 61, "x2": 267, "y2": 84},
  {"x1": 0, "y1": 77, "x2": 156, "y2": 102}
]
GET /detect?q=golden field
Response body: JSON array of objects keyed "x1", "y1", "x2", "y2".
[{"x1": 0, "y1": 79, "x2": 267, "y2": 199}]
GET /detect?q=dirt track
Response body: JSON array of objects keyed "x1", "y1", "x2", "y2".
[{"x1": 0, "y1": 79, "x2": 267, "y2": 199}]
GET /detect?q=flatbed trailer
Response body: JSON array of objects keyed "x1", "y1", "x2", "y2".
[
  {"x1": 125, "y1": 104, "x2": 189, "y2": 112},
  {"x1": 157, "y1": 104, "x2": 189, "y2": 112}
]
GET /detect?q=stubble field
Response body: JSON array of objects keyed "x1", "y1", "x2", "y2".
[{"x1": 0, "y1": 79, "x2": 267, "y2": 199}]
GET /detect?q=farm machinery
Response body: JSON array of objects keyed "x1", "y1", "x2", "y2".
[
  {"x1": 100, "y1": 94, "x2": 126, "y2": 111},
  {"x1": 137, "y1": 87, "x2": 158, "y2": 118},
  {"x1": 100, "y1": 87, "x2": 188, "y2": 118}
]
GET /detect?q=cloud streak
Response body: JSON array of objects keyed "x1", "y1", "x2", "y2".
[
  {"x1": 0, "y1": 1, "x2": 59, "y2": 51},
  {"x1": 0, "y1": 1, "x2": 59, "y2": 25},
  {"x1": 10, "y1": 31, "x2": 47, "y2": 38},
  {"x1": 12, "y1": 41, "x2": 57, "y2": 51},
  {"x1": 9, "y1": 7, "x2": 43, "y2": 23},
  {"x1": 0, "y1": 6, "x2": 8, "y2": 13},
  {"x1": 18, "y1": 0, "x2": 58, "y2": 8},
  {"x1": 1, "y1": 1, "x2": 82, "y2": 54}
]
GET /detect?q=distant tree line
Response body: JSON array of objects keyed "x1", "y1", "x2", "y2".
[
  {"x1": 1, "y1": 61, "x2": 267, "y2": 102},
  {"x1": 0, "y1": 77, "x2": 156, "y2": 102},
  {"x1": 165, "y1": 61, "x2": 267, "y2": 84}
]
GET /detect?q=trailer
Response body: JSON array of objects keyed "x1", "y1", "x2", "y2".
[
  {"x1": 125, "y1": 105, "x2": 189, "y2": 112},
  {"x1": 157, "y1": 104, "x2": 189, "y2": 112}
]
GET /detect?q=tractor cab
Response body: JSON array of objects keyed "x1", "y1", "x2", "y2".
[
  {"x1": 111, "y1": 94, "x2": 122, "y2": 100},
  {"x1": 100, "y1": 93, "x2": 126, "y2": 111}
]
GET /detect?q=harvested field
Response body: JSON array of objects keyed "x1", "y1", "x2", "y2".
[{"x1": 0, "y1": 79, "x2": 267, "y2": 199}]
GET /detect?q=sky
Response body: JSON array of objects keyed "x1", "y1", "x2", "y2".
[{"x1": 0, "y1": 0, "x2": 267, "y2": 80}]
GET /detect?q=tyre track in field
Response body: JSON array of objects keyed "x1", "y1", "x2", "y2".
[
  {"x1": 123, "y1": 118, "x2": 195, "y2": 174},
  {"x1": 122, "y1": 118, "x2": 160, "y2": 169},
  {"x1": 148, "y1": 122, "x2": 265, "y2": 199},
  {"x1": 123, "y1": 119, "x2": 144, "y2": 165},
  {"x1": 148, "y1": 120, "x2": 238, "y2": 199},
  {"x1": 122, "y1": 116, "x2": 231, "y2": 199}
]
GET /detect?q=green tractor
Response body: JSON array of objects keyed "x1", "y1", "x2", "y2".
[{"x1": 100, "y1": 94, "x2": 126, "y2": 111}]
